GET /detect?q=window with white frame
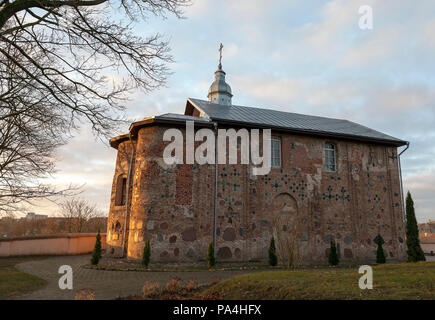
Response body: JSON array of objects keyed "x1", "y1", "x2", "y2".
[
  {"x1": 325, "y1": 143, "x2": 336, "y2": 172},
  {"x1": 271, "y1": 136, "x2": 281, "y2": 167}
]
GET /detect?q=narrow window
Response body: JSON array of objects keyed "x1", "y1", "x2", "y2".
[
  {"x1": 271, "y1": 136, "x2": 282, "y2": 167},
  {"x1": 120, "y1": 177, "x2": 127, "y2": 205},
  {"x1": 325, "y1": 143, "x2": 336, "y2": 172},
  {"x1": 115, "y1": 176, "x2": 127, "y2": 206}
]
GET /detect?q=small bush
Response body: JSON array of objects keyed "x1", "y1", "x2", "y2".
[
  {"x1": 74, "y1": 289, "x2": 95, "y2": 300},
  {"x1": 142, "y1": 239, "x2": 151, "y2": 267},
  {"x1": 206, "y1": 242, "x2": 216, "y2": 268},
  {"x1": 376, "y1": 234, "x2": 386, "y2": 264},
  {"x1": 90, "y1": 230, "x2": 102, "y2": 265},
  {"x1": 328, "y1": 240, "x2": 339, "y2": 266},
  {"x1": 142, "y1": 281, "x2": 160, "y2": 298},
  {"x1": 268, "y1": 236, "x2": 278, "y2": 266},
  {"x1": 165, "y1": 277, "x2": 181, "y2": 294},
  {"x1": 185, "y1": 278, "x2": 198, "y2": 292}
]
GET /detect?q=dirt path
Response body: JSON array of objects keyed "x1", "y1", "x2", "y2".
[{"x1": 9, "y1": 255, "x2": 261, "y2": 300}]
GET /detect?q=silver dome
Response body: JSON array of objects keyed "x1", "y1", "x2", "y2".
[{"x1": 207, "y1": 64, "x2": 233, "y2": 105}]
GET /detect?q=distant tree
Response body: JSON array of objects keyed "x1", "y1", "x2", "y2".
[
  {"x1": 375, "y1": 234, "x2": 386, "y2": 264},
  {"x1": 90, "y1": 230, "x2": 102, "y2": 265},
  {"x1": 59, "y1": 198, "x2": 103, "y2": 233},
  {"x1": 206, "y1": 242, "x2": 215, "y2": 269},
  {"x1": 328, "y1": 240, "x2": 339, "y2": 266},
  {"x1": 40, "y1": 218, "x2": 61, "y2": 235},
  {"x1": 405, "y1": 192, "x2": 426, "y2": 262},
  {"x1": 83, "y1": 217, "x2": 108, "y2": 234},
  {"x1": 142, "y1": 239, "x2": 151, "y2": 267},
  {"x1": 268, "y1": 236, "x2": 278, "y2": 266}
]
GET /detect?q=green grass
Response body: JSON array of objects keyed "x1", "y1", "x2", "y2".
[
  {"x1": 0, "y1": 257, "x2": 47, "y2": 299},
  {"x1": 201, "y1": 262, "x2": 435, "y2": 300}
]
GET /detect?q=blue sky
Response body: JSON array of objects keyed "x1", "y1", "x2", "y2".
[{"x1": 33, "y1": 0, "x2": 435, "y2": 222}]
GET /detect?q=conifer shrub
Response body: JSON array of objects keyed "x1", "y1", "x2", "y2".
[
  {"x1": 142, "y1": 239, "x2": 151, "y2": 267},
  {"x1": 268, "y1": 236, "x2": 278, "y2": 266},
  {"x1": 328, "y1": 240, "x2": 339, "y2": 266},
  {"x1": 206, "y1": 242, "x2": 216, "y2": 268},
  {"x1": 90, "y1": 230, "x2": 102, "y2": 265}
]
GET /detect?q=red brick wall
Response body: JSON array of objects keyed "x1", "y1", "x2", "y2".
[{"x1": 106, "y1": 124, "x2": 406, "y2": 264}]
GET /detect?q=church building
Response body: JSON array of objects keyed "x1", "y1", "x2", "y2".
[{"x1": 106, "y1": 48, "x2": 408, "y2": 264}]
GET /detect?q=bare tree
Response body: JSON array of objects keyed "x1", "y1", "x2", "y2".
[
  {"x1": 0, "y1": 0, "x2": 190, "y2": 214},
  {"x1": 272, "y1": 212, "x2": 303, "y2": 269},
  {"x1": 0, "y1": 48, "x2": 71, "y2": 214},
  {"x1": 60, "y1": 197, "x2": 103, "y2": 233}
]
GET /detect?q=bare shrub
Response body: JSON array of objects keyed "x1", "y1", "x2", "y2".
[
  {"x1": 142, "y1": 281, "x2": 160, "y2": 298},
  {"x1": 185, "y1": 278, "x2": 198, "y2": 292},
  {"x1": 165, "y1": 277, "x2": 181, "y2": 294},
  {"x1": 272, "y1": 211, "x2": 303, "y2": 269},
  {"x1": 74, "y1": 289, "x2": 95, "y2": 300}
]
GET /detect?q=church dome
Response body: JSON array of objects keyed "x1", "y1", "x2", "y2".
[{"x1": 207, "y1": 44, "x2": 233, "y2": 105}]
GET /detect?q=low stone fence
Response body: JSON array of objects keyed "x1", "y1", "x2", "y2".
[{"x1": 0, "y1": 233, "x2": 106, "y2": 257}]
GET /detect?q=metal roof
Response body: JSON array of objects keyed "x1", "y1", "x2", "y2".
[
  {"x1": 156, "y1": 113, "x2": 211, "y2": 123},
  {"x1": 186, "y1": 98, "x2": 407, "y2": 146}
]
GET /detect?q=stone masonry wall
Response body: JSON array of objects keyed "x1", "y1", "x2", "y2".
[{"x1": 106, "y1": 123, "x2": 406, "y2": 264}]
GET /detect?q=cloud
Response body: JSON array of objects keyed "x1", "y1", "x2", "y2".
[
  {"x1": 340, "y1": 27, "x2": 400, "y2": 67},
  {"x1": 298, "y1": 0, "x2": 360, "y2": 49},
  {"x1": 403, "y1": 172, "x2": 435, "y2": 222},
  {"x1": 19, "y1": 1, "x2": 435, "y2": 224},
  {"x1": 423, "y1": 19, "x2": 435, "y2": 44}
]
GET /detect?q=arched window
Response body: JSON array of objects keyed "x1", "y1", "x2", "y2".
[
  {"x1": 115, "y1": 175, "x2": 127, "y2": 206},
  {"x1": 325, "y1": 143, "x2": 336, "y2": 172}
]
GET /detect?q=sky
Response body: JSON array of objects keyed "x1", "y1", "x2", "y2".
[{"x1": 28, "y1": 0, "x2": 435, "y2": 223}]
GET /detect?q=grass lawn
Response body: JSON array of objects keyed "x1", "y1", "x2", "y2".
[
  {"x1": 0, "y1": 257, "x2": 47, "y2": 299},
  {"x1": 201, "y1": 261, "x2": 435, "y2": 300}
]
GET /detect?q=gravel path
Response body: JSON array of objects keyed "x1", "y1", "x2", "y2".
[{"x1": 9, "y1": 255, "x2": 261, "y2": 300}]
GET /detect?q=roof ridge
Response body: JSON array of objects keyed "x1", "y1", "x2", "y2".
[{"x1": 188, "y1": 97, "x2": 348, "y2": 122}]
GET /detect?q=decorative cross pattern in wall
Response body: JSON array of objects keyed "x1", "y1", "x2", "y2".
[
  {"x1": 322, "y1": 185, "x2": 351, "y2": 205},
  {"x1": 220, "y1": 165, "x2": 242, "y2": 206},
  {"x1": 225, "y1": 193, "x2": 233, "y2": 205},
  {"x1": 289, "y1": 168, "x2": 300, "y2": 179},
  {"x1": 369, "y1": 194, "x2": 384, "y2": 212},
  {"x1": 323, "y1": 185, "x2": 336, "y2": 204},
  {"x1": 364, "y1": 166, "x2": 374, "y2": 191},
  {"x1": 220, "y1": 166, "x2": 228, "y2": 191},
  {"x1": 259, "y1": 168, "x2": 309, "y2": 203},
  {"x1": 232, "y1": 177, "x2": 240, "y2": 192},
  {"x1": 329, "y1": 172, "x2": 341, "y2": 184},
  {"x1": 388, "y1": 152, "x2": 397, "y2": 163},
  {"x1": 280, "y1": 173, "x2": 291, "y2": 185},
  {"x1": 261, "y1": 176, "x2": 272, "y2": 184},
  {"x1": 369, "y1": 151, "x2": 376, "y2": 167},
  {"x1": 338, "y1": 186, "x2": 350, "y2": 204},
  {"x1": 220, "y1": 166, "x2": 241, "y2": 191},
  {"x1": 271, "y1": 179, "x2": 282, "y2": 192}
]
